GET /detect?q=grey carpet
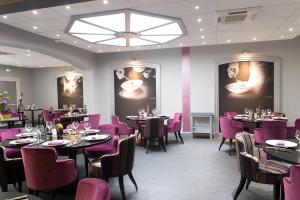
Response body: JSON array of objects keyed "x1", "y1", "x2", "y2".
[{"x1": 6, "y1": 134, "x2": 274, "y2": 200}]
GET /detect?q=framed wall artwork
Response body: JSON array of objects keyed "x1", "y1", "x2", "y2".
[
  {"x1": 215, "y1": 55, "x2": 280, "y2": 128},
  {"x1": 112, "y1": 63, "x2": 160, "y2": 122}
]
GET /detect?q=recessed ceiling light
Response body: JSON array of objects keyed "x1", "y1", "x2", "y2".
[
  {"x1": 179, "y1": 43, "x2": 183, "y2": 46},
  {"x1": 88, "y1": 45, "x2": 91, "y2": 48},
  {"x1": 227, "y1": 39, "x2": 231, "y2": 43},
  {"x1": 158, "y1": 45, "x2": 161, "y2": 48},
  {"x1": 65, "y1": 5, "x2": 71, "y2": 10},
  {"x1": 56, "y1": 34, "x2": 60, "y2": 37},
  {"x1": 99, "y1": 49, "x2": 102, "y2": 53},
  {"x1": 137, "y1": 46, "x2": 141, "y2": 50},
  {"x1": 289, "y1": 28, "x2": 294, "y2": 32},
  {"x1": 17, "y1": 62, "x2": 20, "y2": 65},
  {"x1": 102, "y1": 0, "x2": 109, "y2": 4},
  {"x1": 194, "y1": 5, "x2": 200, "y2": 10},
  {"x1": 2, "y1": 15, "x2": 7, "y2": 19},
  {"x1": 200, "y1": 35, "x2": 205, "y2": 39},
  {"x1": 26, "y1": 49, "x2": 30, "y2": 52},
  {"x1": 117, "y1": 48, "x2": 121, "y2": 51},
  {"x1": 202, "y1": 41, "x2": 206, "y2": 45},
  {"x1": 32, "y1": 10, "x2": 38, "y2": 15},
  {"x1": 197, "y1": 18, "x2": 202, "y2": 22},
  {"x1": 252, "y1": 37, "x2": 256, "y2": 41},
  {"x1": 54, "y1": 59, "x2": 57, "y2": 62},
  {"x1": 40, "y1": 65, "x2": 44, "y2": 68},
  {"x1": 280, "y1": 35, "x2": 284, "y2": 39},
  {"x1": 33, "y1": 26, "x2": 38, "y2": 30},
  {"x1": 73, "y1": 40, "x2": 77, "y2": 44},
  {"x1": 27, "y1": 54, "x2": 31, "y2": 57},
  {"x1": 200, "y1": 28, "x2": 204, "y2": 32}
]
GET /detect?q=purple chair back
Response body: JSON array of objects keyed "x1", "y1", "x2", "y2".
[
  {"x1": 89, "y1": 114, "x2": 101, "y2": 129},
  {"x1": 111, "y1": 115, "x2": 133, "y2": 135},
  {"x1": 287, "y1": 119, "x2": 300, "y2": 139},
  {"x1": 0, "y1": 128, "x2": 22, "y2": 141},
  {"x1": 99, "y1": 124, "x2": 119, "y2": 149},
  {"x1": 173, "y1": 113, "x2": 183, "y2": 132},
  {"x1": 284, "y1": 165, "x2": 300, "y2": 200},
  {"x1": 42, "y1": 110, "x2": 54, "y2": 122},
  {"x1": 21, "y1": 147, "x2": 77, "y2": 191},
  {"x1": 224, "y1": 112, "x2": 237, "y2": 119},
  {"x1": 219, "y1": 117, "x2": 244, "y2": 139},
  {"x1": 144, "y1": 117, "x2": 164, "y2": 138},
  {"x1": 75, "y1": 178, "x2": 110, "y2": 200},
  {"x1": 254, "y1": 120, "x2": 287, "y2": 144}
]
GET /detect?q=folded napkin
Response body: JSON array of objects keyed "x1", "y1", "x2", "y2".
[
  {"x1": 15, "y1": 139, "x2": 30, "y2": 144},
  {"x1": 48, "y1": 140, "x2": 65, "y2": 145}
]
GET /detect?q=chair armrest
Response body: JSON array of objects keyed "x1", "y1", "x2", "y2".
[
  {"x1": 284, "y1": 177, "x2": 291, "y2": 184},
  {"x1": 55, "y1": 159, "x2": 77, "y2": 180},
  {"x1": 167, "y1": 118, "x2": 174, "y2": 126},
  {"x1": 101, "y1": 153, "x2": 120, "y2": 178},
  {"x1": 241, "y1": 152, "x2": 259, "y2": 163},
  {"x1": 113, "y1": 135, "x2": 119, "y2": 151}
]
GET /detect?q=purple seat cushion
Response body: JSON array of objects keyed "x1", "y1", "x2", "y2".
[
  {"x1": 84, "y1": 144, "x2": 114, "y2": 158},
  {"x1": 5, "y1": 148, "x2": 22, "y2": 158}
]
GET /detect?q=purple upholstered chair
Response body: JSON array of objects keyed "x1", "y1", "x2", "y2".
[
  {"x1": 143, "y1": 117, "x2": 166, "y2": 153},
  {"x1": 286, "y1": 118, "x2": 300, "y2": 139},
  {"x1": 112, "y1": 115, "x2": 134, "y2": 136},
  {"x1": 89, "y1": 114, "x2": 101, "y2": 129},
  {"x1": 224, "y1": 112, "x2": 237, "y2": 119},
  {"x1": 219, "y1": 117, "x2": 244, "y2": 155},
  {"x1": 0, "y1": 128, "x2": 22, "y2": 158},
  {"x1": 284, "y1": 165, "x2": 300, "y2": 200},
  {"x1": 166, "y1": 112, "x2": 183, "y2": 144},
  {"x1": 84, "y1": 124, "x2": 119, "y2": 176},
  {"x1": 254, "y1": 120, "x2": 287, "y2": 144},
  {"x1": 21, "y1": 147, "x2": 78, "y2": 194},
  {"x1": 75, "y1": 178, "x2": 110, "y2": 200}
]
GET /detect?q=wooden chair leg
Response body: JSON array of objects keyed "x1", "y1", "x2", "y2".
[
  {"x1": 84, "y1": 155, "x2": 90, "y2": 177},
  {"x1": 128, "y1": 172, "x2": 138, "y2": 191},
  {"x1": 218, "y1": 137, "x2": 226, "y2": 151},
  {"x1": 234, "y1": 176, "x2": 246, "y2": 200},
  {"x1": 245, "y1": 179, "x2": 251, "y2": 190},
  {"x1": 273, "y1": 183, "x2": 280, "y2": 200},
  {"x1": 118, "y1": 176, "x2": 126, "y2": 200},
  {"x1": 178, "y1": 132, "x2": 184, "y2": 144}
]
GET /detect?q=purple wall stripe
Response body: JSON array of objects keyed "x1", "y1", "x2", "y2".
[{"x1": 182, "y1": 47, "x2": 191, "y2": 132}]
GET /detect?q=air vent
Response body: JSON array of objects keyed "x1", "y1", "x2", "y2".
[
  {"x1": 217, "y1": 7, "x2": 261, "y2": 24},
  {"x1": 0, "y1": 51, "x2": 14, "y2": 56}
]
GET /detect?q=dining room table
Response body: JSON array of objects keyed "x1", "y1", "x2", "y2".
[
  {"x1": 263, "y1": 139, "x2": 300, "y2": 164},
  {"x1": 0, "y1": 192, "x2": 41, "y2": 200},
  {"x1": 0, "y1": 117, "x2": 26, "y2": 128},
  {"x1": 0, "y1": 129, "x2": 111, "y2": 162}
]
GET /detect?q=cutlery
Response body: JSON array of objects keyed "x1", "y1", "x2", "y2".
[
  {"x1": 264, "y1": 146, "x2": 293, "y2": 152},
  {"x1": 27, "y1": 141, "x2": 43, "y2": 147},
  {"x1": 5, "y1": 195, "x2": 28, "y2": 200}
]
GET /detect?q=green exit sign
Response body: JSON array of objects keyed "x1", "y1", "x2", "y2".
[{"x1": 5, "y1": 68, "x2": 11, "y2": 73}]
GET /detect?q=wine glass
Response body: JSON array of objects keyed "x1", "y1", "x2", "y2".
[
  {"x1": 72, "y1": 121, "x2": 79, "y2": 131},
  {"x1": 261, "y1": 110, "x2": 266, "y2": 118},
  {"x1": 256, "y1": 107, "x2": 260, "y2": 114},
  {"x1": 244, "y1": 108, "x2": 249, "y2": 115},
  {"x1": 36, "y1": 125, "x2": 44, "y2": 140},
  {"x1": 84, "y1": 121, "x2": 91, "y2": 131},
  {"x1": 152, "y1": 108, "x2": 156, "y2": 116},
  {"x1": 248, "y1": 109, "x2": 253, "y2": 118},
  {"x1": 25, "y1": 124, "x2": 33, "y2": 132},
  {"x1": 46, "y1": 121, "x2": 53, "y2": 133},
  {"x1": 295, "y1": 130, "x2": 300, "y2": 145},
  {"x1": 267, "y1": 109, "x2": 272, "y2": 116},
  {"x1": 78, "y1": 108, "x2": 83, "y2": 113}
]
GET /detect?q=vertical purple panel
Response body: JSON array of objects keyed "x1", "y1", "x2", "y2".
[{"x1": 182, "y1": 47, "x2": 191, "y2": 132}]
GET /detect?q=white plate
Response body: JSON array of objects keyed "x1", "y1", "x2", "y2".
[
  {"x1": 42, "y1": 140, "x2": 70, "y2": 147},
  {"x1": 271, "y1": 117, "x2": 288, "y2": 120},
  {"x1": 16, "y1": 132, "x2": 37, "y2": 138},
  {"x1": 63, "y1": 129, "x2": 73, "y2": 133},
  {"x1": 79, "y1": 129, "x2": 99, "y2": 134},
  {"x1": 266, "y1": 140, "x2": 297, "y2": 148},
  {"x1": 84, "y1": 135, "x2": 108, "y2": 141},
  {"x1": 9, "y1": 138, "x2": 38, "y2": 145}
]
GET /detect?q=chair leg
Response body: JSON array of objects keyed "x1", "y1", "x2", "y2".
[
  {"x1": 128, "y1": 172, "x2": 138, "y2": 191},
  {"x1": 84, "y1": 154, "x2": 90, "y2": 177},
  {"x1": 280, "y1": 182, "x2": 285, "y2": 200},
  {"x1": 18, "y1": 182, "x2": 22, "y2": 192},
  {"x1": 146, "y1": 139, "x2": 150, "y2": 154},
  {"x1": 118, "y1": 176, "x2": 126, "y2": 200},
  {"x1": 218, "y1": 137, "x2": 226, "y2": 151},
  {"x1": 1, "y1": 184, "x2": 8, "y2": 192},
  {"x1": 28, "y1": 189, "x2": 34, "y2": 195},
  {"x1": 245, "y1": 179, "x2": 251, "y2": 190},
  {"x1": 229, "y1": 139, "x2": 233, "y2": 156},
  {"x1": 178, "y1": 131, "x2": 184, "y2": 144},
  {"x1": 174, "y1": 132, "x2": 178, "y2": 141},
  {"x1": 234, "y1": 176, "x2": 246, "y2": 200},
  {"x1": 160, "y1": 138, "x2": 166, "y2": 152},
  {"x1": 165, "y1": 131, "x2": 168, "y2": 146},
  {"x1": 273, "y1": 183, "x2": 280, "y2": 200}
]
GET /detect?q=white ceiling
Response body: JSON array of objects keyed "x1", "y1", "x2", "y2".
[
  {"x1": 0, "y1": 0, "x2": 300, "y2": 53},
  {"x1": 0, "y1": 46, "x2": 72, "y2": 68}
]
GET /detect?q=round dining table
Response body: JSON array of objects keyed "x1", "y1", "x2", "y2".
[
  {"x1": 1, "y1": 130, "x2": 112, "y2": 162},
  {"x1": 264, "y1": 139, "x2": 300, "y2": 164},
  {"x1": 0, "y1": 192, "x2": 41, "y2": 200}
]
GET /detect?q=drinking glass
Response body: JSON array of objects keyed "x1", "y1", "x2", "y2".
[
  {"x1": 84, "y1": 121, "x2": 91, "y2": 131},
  {"x1": 244, "y1": 108, "x2": 249, "y2": 115},
  {"x1": 295, "y1": 130, "x2": 300, "y2": 144},
  {"x1": 152, "y1": 108, "x2": 156, "y2": 116},
  {"x1": 46, "y1": 121, "x2": 53, "y2": 133},
  {"x1": 261, "y1": 110, "x2": 266, "y2": 118},
  {"x1": 72, "y1": 121, "x2": 79, "y2": 131},
  {"x1": 36, "y1": 125, "x2": 44, "y2": 140},
  {"x1": 267, "y1": 109, "x2": 272, "y2": 116},
  {"x1": 25, "y1": 124, "x2": 33, "y2": 132},
  {"x1": 78, "y1": 108, "x2": 83, "y2": 113},
  {"x1": 256, "y1": 107, "x2": 260, "y2": 114},
  {"x1": 63, "y1": 104, "x2": 68, "y2": 110},
  {"x1": 248, "y1": 109, "x2": 253, "y2": 118}
]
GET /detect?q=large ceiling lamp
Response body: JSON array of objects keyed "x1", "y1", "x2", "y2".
[{"x1": 66, "y1": 9, "x2": 186, "y2": 47}]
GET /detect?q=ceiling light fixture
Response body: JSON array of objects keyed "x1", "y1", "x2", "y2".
[
  {"x1": 194, "y1": 6, "x2": 200, "y2": 10},
  {"x1": 32, "y1": 10, "x2": 38, "y2": 15},
  {"x1": 197, "y1": 18, "x2": 202, "y2": 22},
  {"x1": 252, "y1": 37, "x2": 256, "y2": 41},
  {"x1": 102, "y1": 0, "x2": 109, "y2": 4},
  {"x1": 2, "y1": 15, "x2": 7, "y2": 19},
  {"x1": 33, "y1": 26, "x2": 38, "y2": 30},
  {"x1": 227, "y1": 39, "x2": 231, "y2": 43},
  {"x1": 56, "y1": 34, "x2": 60, "y2": 37},
  {"x1": 26, "y1": 49, "x2": 30, "y2": 52},
  {"x1": 99, "y1": 49, "x2": 102, "y2": 52},
  {"x1": 88, "y1": 45, "x2": 91, "y2": 48},
  {"x1": 200, "y1": 28, "x2": 203, "y2": 32},
  {"x1": 66, "y1": 9, "x2": 186, "y2": 47},
  {"x1": 179, "y1": 43, "x2": 183, "y2": 46},
  {"x1": 280, "y1": 35, "x2": 284, "y2": 39},
  {"x1": 73, "y1": 40, "x2": 77, "y2": 44},
  {"x1": 202, "y1": 41, "x2": 206, "y2": 45},
  {"x1": 289, "y1": 28, "x2": 294, "y2": 32},
  {"x1": 66, "y1": 5, "x2": 71, "y2": 10},
  {"x1": 200, "y1": 35, "x2": 205, "y2": 39}
]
